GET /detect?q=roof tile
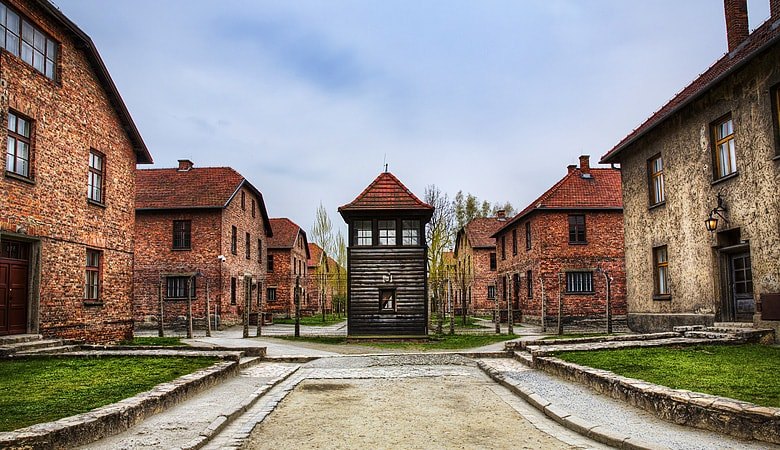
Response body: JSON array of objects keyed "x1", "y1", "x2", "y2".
[
  {"x1": 136, "y1": 167, "x2": 244, "y2": 209},
  {"x1": 339, "y1": 172, "x2": 433, "y2": 211}
]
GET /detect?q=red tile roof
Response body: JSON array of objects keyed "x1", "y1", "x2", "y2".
[
  {"x1": 601, "y1": 17, "x2": 780, "y2": 163},
  {"x1": 136, "y1": 167, "x2": 244, "y2": 210},
  {"x1": 493, "y1": 166, "x2": 622, "y2": 237},
  {"x1": 307, "y1": 242, "x2": 325, "y2": 267},
  {"x1": 464, "y1": 218, "x2": 503, "y2": 249},
  {"x1": 339, "y1": 172, "x2": 434, "y2": 212},
  {"x1": 268, "y1": 218, "x2": 309, "y2": 258}
]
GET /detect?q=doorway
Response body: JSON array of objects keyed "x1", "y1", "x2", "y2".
[
  {"x1": 0, "y1": 240, "x2": 30, "y2": 335},
  {"x1": 729, "y1": 252, "x2": 754, "y2": 322}
]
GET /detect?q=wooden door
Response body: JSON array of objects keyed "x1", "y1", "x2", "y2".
[
  {"x1": 0, "y1": 260, "x2": 28, "y2": 335},
  {"x1": 730, "y1": 252, "x2": 754, "y2": 322}
]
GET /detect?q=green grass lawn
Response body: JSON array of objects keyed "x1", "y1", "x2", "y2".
[
  {"x1": 0, "y1": 356, "x2": 218, "y2": 431},
  {"x1": 273, "y1": 314, "x2": 346, "y2": 326},
  {"x1": 277, "y1": 334, "x2": 516, "y2": 351},
  {"x1": 556, "y1": 344, "x2": 780, "y2": 407},
  {"x1": 123, "y1": 336, "x2": 185, "y2": 346}
]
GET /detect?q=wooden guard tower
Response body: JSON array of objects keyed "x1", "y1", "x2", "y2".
[{"x1": 338, "y1": 172, "x2": 434, "y2": 336}]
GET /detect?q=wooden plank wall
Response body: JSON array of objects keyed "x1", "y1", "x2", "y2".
[{"x1": 347, "y1": 246, "x2": 427, "y2": 335}]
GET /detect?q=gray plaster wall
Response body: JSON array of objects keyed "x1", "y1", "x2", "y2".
[{"x1": 616, "y1": 41, "x2": 780, "y2": 331}]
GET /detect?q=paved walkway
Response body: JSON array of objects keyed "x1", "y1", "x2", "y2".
[{"x1": 479, "y1": 358, "x2": 778, "y2": 450}]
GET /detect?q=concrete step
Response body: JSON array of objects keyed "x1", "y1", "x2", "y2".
[
  {"x1": 16, "y1": 344, "x2": 80, "y2": 355},
  {"x1": 512, "y1": 350, "x2": 534, "y2": 367},
  {"x1": 684, "y1": 331, "x2": 736, "y2": 339},
  {"x1": 0, "y1": 334, "x2": 42, "y2": 346},
  {"x1": 713, "y1": 322, "x2": 754, "y2": 329},
  {"x1": 0, "y1": 339, "x2": 65, "y2": 356}
]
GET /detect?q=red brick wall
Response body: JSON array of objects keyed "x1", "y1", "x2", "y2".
[
  {"x1": 453, "y1": 238, "x2": 498, "y2": 315},
  {"x1": 133, "y1": 185, "x2": 268, "y2": 328},
  {"x1": 495, "y1": 211, "x2": 626, "y2": 325},
  {"x1": 0, "y1": 0, "x2": 139, "y2": 343},
  {"x1": 266, "y1": 233, "x2": 308, "y2": 317},
  {"x1": 306, "y1": 260, "x2": 334, "y2": 314}
]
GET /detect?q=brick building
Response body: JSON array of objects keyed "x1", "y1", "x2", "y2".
[
  {"x1": 492, "y1": 156, "x2": 626, "y2": 329},
  {"x1": 306, "y1": 242, "x2": 334, "y2": 314},
  {"x1": 133, "y1": 160, "x2": 272, "y2": 329},
  {"x1": 601, "y1": 0, "x2": 780, "y2": 335},
  {"x1": 266, "y1": 218, "x2": 309, "y2": 318},
  {"x1": 453, "y1": 217, "x2": 503, "y2": 316},
  {"x1": 0, "y1": 0, "x2": 152, "y2": 342}
]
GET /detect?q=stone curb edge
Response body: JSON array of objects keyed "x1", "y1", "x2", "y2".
[
  {"x1": 180, "y1": 364, "x2": 302, "y2": 450},
  {"x1": 0, "y1": 356, "x2": 242, "y2": 449},
  {"x1": 530, "y1": 354, "x2": 780, "y2": 445},
  {"x1": 476, "y1": 360, "x2": 666, "y2": 450}
]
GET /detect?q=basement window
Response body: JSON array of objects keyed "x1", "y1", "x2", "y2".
[
  {"x1": 166, "y1": 276, "x2": 196, "y2": 299},
  {"x1": 565, "y1": 271, "x2": 593, "y2": 294}
]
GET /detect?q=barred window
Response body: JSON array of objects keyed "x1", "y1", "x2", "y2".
[
  {"x1": 487, "y1": 285, "x2": 496, "y2": 300},
  {"x1": 565, "y1": 271, "x2": 593, "y2": 293},
  {"x1": 267, "y1": 287, "x2": 277, "y2": 302},
  {"x1": 172, "y1": 220, "x2": 191, "y2": 249},
  {"x1": 0, "y1": 2, "x2": 58, "y2": 80},
  {"x1": 166, "y1": 276, "x2": 195, "y2": 299},
  {"x1": 231, "y1": 225, "x2": 237, "y2": 254}
]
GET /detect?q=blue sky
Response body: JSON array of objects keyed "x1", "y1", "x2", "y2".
[{"x1": 56, "y1": 0, "x2": 771, "y2": 236}]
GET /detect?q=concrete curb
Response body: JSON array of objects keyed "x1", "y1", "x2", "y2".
[
  {"x1": 180, "y1": 365, "x2": 301, "y2": 450},
  {"x1": 0, "y1": 358, "x2": 241, "y2": 449},
  {"x1": 476, "y1": 360, "x2": 667, "y2": 450}
]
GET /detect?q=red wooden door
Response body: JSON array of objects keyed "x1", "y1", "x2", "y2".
[{"x1": 0, "y1": 261, "x2": 28, "y2": 335}]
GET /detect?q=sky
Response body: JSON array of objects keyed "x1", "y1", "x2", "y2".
[{"x1": 55, "y1": 0, "x2": 772, "y2": 237}]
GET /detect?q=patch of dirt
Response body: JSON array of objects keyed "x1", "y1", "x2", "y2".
[{"x1": 246, "y1": 377, "x2": 575, "y2": 450}]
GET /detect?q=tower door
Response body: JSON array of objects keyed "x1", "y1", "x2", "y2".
[{"x1": 729, "y1": 252, "x2": 754, "y2": 322}]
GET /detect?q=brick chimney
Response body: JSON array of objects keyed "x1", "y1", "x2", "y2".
[
  {"x1": 177, "y1": 159, "x2": 194, "y2": 172},
  {"x1": 772, "y1": 0, "x2": 780, "y2": 20},
  {"x1": 496, "y1": 210, "x2": 507, "y2": 221},
  {"x1": 724, "y1": 0, "x2": 749, "y2": 53},
  {"x1": 579, "y1": 155, "x2": 591, "y2": 176},
  {"x1": 567, "y1": 164, "x2": 577, "y2": 174}
]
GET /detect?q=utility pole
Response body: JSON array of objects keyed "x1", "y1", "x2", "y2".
[
  {"x1": 507, "y1": 274, "x2": 514, "y2": 335},
  {"x1": 243, "y1": 276, "x2": 250, "y2": 338},
  {"x1": 539, "y1": 276, "x2": 546, "y2": 333},
  {"x1": 603, "y1": 270, "x2": 612, "y2": 334},
  {"x1": 257, "y1": 279, "x2": 263, "y2": 337},
  {"x1": 295, "y1": 275, "x2": 301, "y2": 337},
  {"x1": 557, "y1": 272, "x2": 563, "y2": 335},
  {"x1": 158, "y1": 277, "x2": 164, "y2": 337},
  {"x1": 205, "y1": 278, "x2": 211, "y2": 337},
  {"x1": 494, "y1": 279, "x2": 501, "y2": 334},
  {"x1": 186, "y1": 275, "x2": 194, "y2": 339},
  {"x1": 448, "y1": 278, "x2": 454, "y2": 335}
]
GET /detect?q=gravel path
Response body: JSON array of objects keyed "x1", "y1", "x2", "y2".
[{"x1": 482, "y1": 358, "x2": 778, "y2": 450}]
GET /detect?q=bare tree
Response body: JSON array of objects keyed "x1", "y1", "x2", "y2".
[{"x1": 425, "y1": 185, "x2": 455, "y2": 334}]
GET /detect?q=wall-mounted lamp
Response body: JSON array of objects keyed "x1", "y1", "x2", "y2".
[{"x1": 705, "y1": 193, "x2": 728, "y2": 232}]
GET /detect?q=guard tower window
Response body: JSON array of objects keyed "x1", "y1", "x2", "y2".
[{"x1": 355, "y1": 220, "x2": 372, "y2": 246}]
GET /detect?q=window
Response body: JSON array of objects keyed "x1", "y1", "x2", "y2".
[
  {"x1": 773, "y1": 85, "x2": 780, "y2": 156},
  {"x1": 87, "y1": 150, "x2": 105, "y2": 203},
  {"x1": 526, "y1": 270, "x2": 533, "y2": 298},
  {"x1": 525, "y1": 222, "x2": 531, "y2": 250},
  {"x1": 172, "y1": 220, "x2": 191, "y2": 249},
  {"x1": 379, "y1": 289, "x2": 396, "y2": 311},
  {"x1": 6, "y1": 111, "x2": 31, "y2": 178},
  {"x1": 566, "y1": 271, "x2": 593, "y2": 293},
  {"x1": 0, "y1": 3, "x2": 58, "y2": 80},
  {"x1": 489, "y1": 252, "x2": 496, "y2": 271},
  {"x1": 267, "y1": 287, "x2": 277, "y2": 302},
  {"x1": 84, "y1": 249, "x2": 101, "y2": 301},
  {"x1": 166, "y1": 276, "x2": 196, "y2": 299},
  {"x1": 654, "y1": 246, "x2": 670, "y2": 296},
  {"x1": 568, "y1": 215, "x2": 586, "y2": 243},
  {"x1": 648, "y1": 155, "x2": 665, "y2": 205},
  {"x1": 245, "y1": 232, "x2": 251, "y2": 259},
  {"x1": 378, "y1": 220, "x2": 396, "y2": 245},
  {"x1": 241, "y1": 191, "x2": 246, "y2": 210},
  {"x1": 512, "y1": 229, "x2": 517, "y2": 255},
  {"x1": 501, "y1": 236, "x2": 506, "y2": 260},
  {"x1": 257, "y1": 238, "x2": 262, "y2": 263},
  {"x1": 231, "y1": 225, "x2": 237, "y2": 254},
  {"x1": 267, "y1": 255, "x2": 274, "y2": 272},
  {"x1": 355, "y1": 220, "x2": 372, "y2": 246},
  {"x1": 712, "y1": 115, "x2": 737, "y2": 179},
  {"x1": 230, "y1": 277, "x2": 237, "y2": 304},
  {"x1": 487, "y1": 285, "x2": 496, "y2": 300},
  {"x1": 251, "y1": 199, "x2": 256, "y2": 218},
  {"x1": 402, "y1": 220, "x2": 419, "y2": 245}
]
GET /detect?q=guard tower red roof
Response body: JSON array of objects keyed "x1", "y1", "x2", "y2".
[{"x1": 338, "y1": 172, "x2": 433, "y2": 213}]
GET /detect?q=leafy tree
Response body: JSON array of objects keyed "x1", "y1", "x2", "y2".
[
  {"x1": 425, "y1": 185, "x2": 455, "y2": 333},
  {"x1": 454, "y1": 191, "x2": 515, "y2": 228}
]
